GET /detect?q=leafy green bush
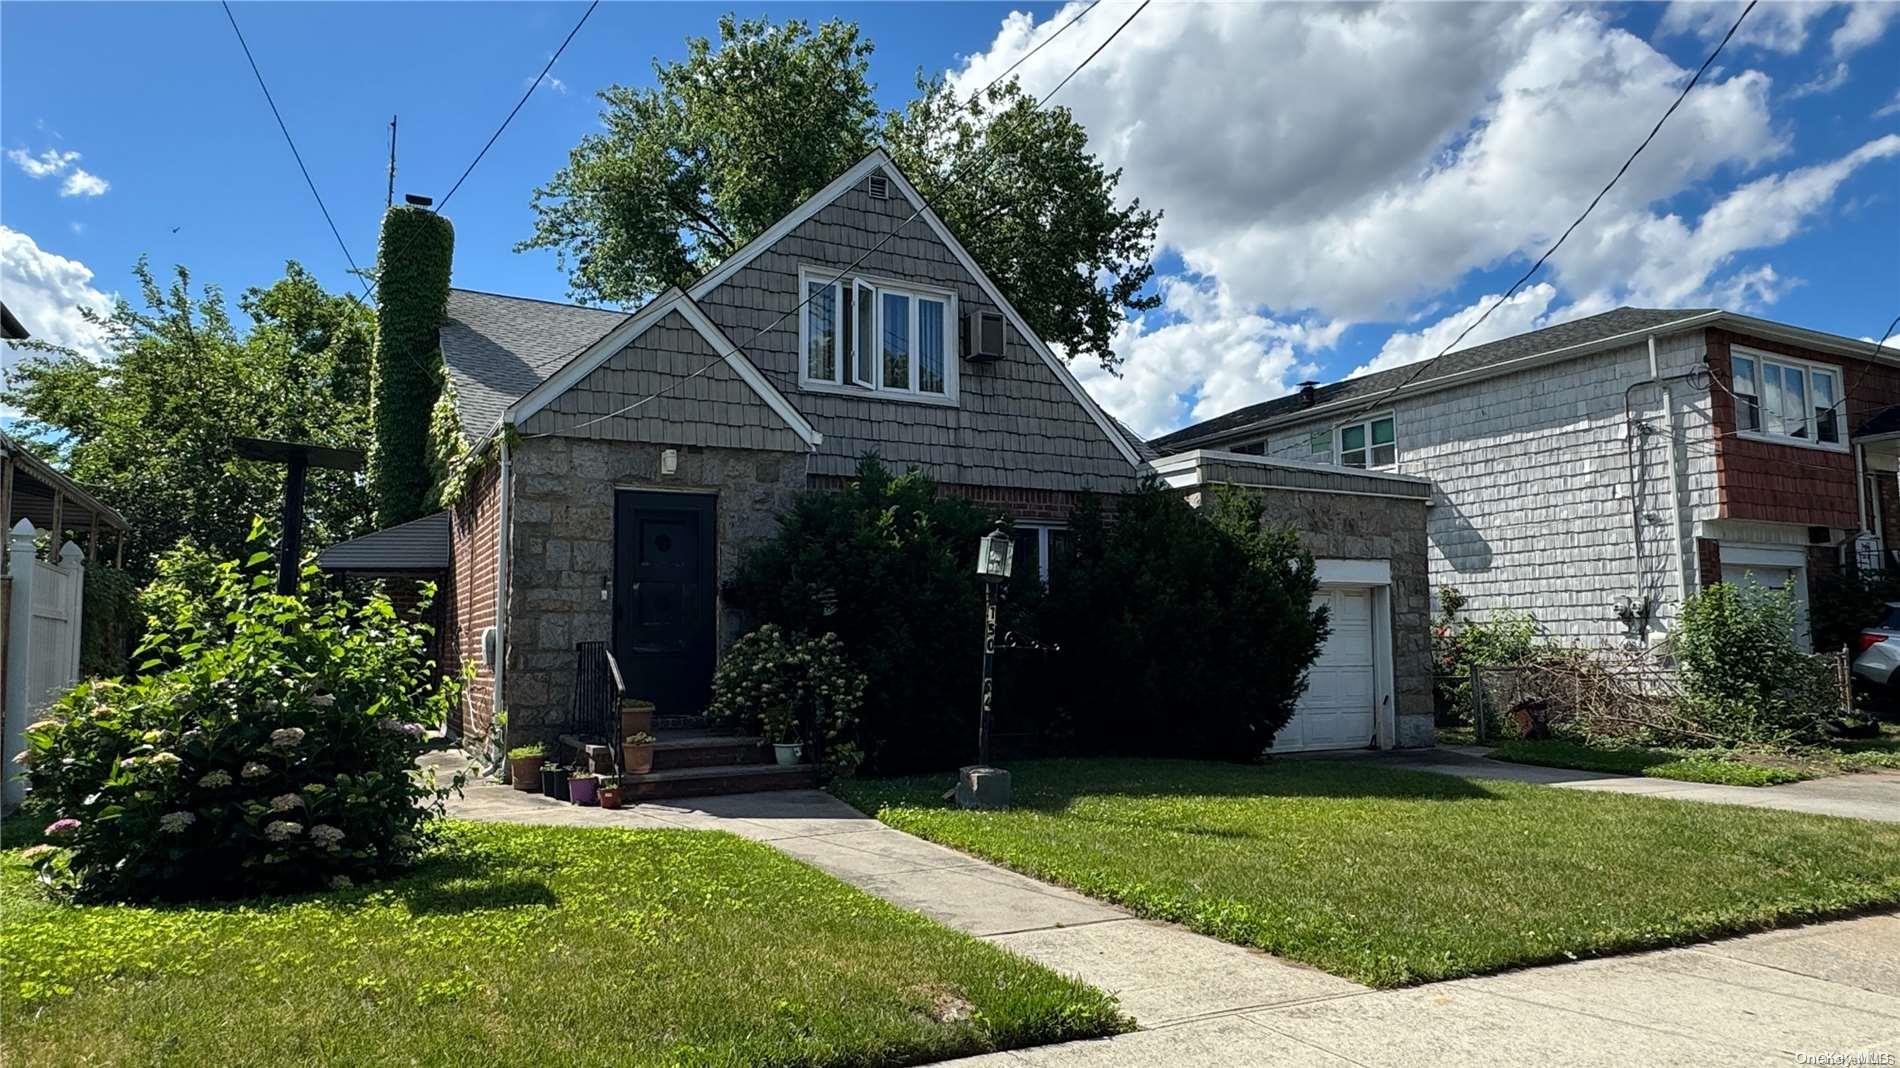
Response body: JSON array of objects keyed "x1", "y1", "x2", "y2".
[
  {"x1": 707, "y1": 624, "x2": 866, "y2": 777},
  {"x1": 18, "y1": 524, "x2": 458, "y2": 901},
  {"x1": 725, "y1": 458, "x2": 992, "y2": 773},
  {"x1": 1034, "y1": 484, "x2": 1326, "y2": 761},
  {"x1": 1810, "y1": 566, "x2": 1900, "y2": 658},
  {"x1": 1432, "y1": 607, "x2": 1537, "y2": 730},
  {"x1": 79, "y1": 561, "x2": 141, "y2": 679},
  {"x1": 1674, "y1": 581, "x2": 1838, "y2": 746}
]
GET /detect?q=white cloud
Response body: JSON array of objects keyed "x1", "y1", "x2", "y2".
[
  {"x1": 0, "y1": 225, "x2": 114, "y2": 365},
  {"x1": 1877, "y1": 88, "x2": 1900, "y2": 118},
  {"x1": 7, "y1": 147, "x2": 79, "y2": 179},
  {"x1": 1073, "y1": 276, "x2": 1337, "y2": 438},
  {"x1": 1660, "y1": 1, "x2": 1895, "y2": 57},
  {"x1": 1349, "y1": 284, "x2": 1559, "y2": 379},
  {"x1": 1790, "y1": 61, "x2": 1849, "y2": 98},
  {"x1": 1829, "y1": 2, "x2": 1898, "y2": 55},
  {"x1": 59, "y1": 168, "x2": 109, "y2": 198}
]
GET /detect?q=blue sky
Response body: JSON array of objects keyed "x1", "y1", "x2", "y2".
[{"x1": 4, "y1": 2, "x2": 1898, "y2": 437}]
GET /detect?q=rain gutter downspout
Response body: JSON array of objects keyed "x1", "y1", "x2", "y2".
[
  {"x1": 1653, "y1": 336, "x2": 1691, "y2": 614},
  {"x1": 490, "y1": 427, "x2": 513, "y2": 770}
]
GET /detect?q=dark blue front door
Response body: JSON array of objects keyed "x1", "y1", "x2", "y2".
[{"x1": 613, "y1": 491, "x2": 716, "y2": 716}]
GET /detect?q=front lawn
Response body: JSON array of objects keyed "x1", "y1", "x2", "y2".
[
  {"x1": 838, "y1": 759, "x2": 1900, "y2": 987},
  {"x1": 1, "y1": 821, "x2": 1126, "y2": 1067},
  {"x1": 1486, "y1": 738, "x2": 1809, "y2": 786}
]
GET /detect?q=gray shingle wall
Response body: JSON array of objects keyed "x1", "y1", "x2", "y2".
[
  {"x1": 520, "y1": 310, "x2": 809, "y2": 453},
  {"x1": 694, "y1": 172, "x2": 1140, "y2": 493}
]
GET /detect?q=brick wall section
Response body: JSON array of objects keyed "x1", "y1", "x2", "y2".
[
  {"x1": 1702, "y1": 329, "x2": 1885, "y2": 530},
  {"x1": 807, "y1": 474, "x2": 1090, "y2": 524},
  {"x1": 1695, "y1": 538, "x2": 1722, "y2": 592},
  {"x1": 445, "y1": 462, "x2": 500, "y2": 744},
  {"x1": 502, "y1": 436, "x2": 809, "y2": 750},
  {"x1": 694, "y1": 169, "x2": 1141, "y2": 495}
]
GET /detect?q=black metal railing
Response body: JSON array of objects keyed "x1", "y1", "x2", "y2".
[{"x1": 570, "y1": 641, "x2": 624, "y2": 745}]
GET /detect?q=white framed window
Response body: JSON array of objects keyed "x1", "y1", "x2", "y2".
[
  {"x1": 1336, "y1": 413, "x2": 1397, "y2": 469},
  {"x1": 1730, "y1": 347, "x2": 1843, "y2": 450},
  {"x1": 799, "y1": 267, "x2": 956, "y2": 402},
  {"x1": 1011, "y1": 524, "x2": 1071, "y2": 587}
]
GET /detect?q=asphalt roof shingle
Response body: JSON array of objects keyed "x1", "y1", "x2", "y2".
[
  {"x1": 440, "y1": 288, "x2": 629, "y2": 442},
  {"x1": 316, "y1": 510, "x2": 450, "y2": 572},
  {"x1": 1149, "y1": 306, "x2": 1716, "y2": 451}
]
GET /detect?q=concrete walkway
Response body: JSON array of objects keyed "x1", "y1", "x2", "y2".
[
  {"x1": 434, "y1": 752, "x2": 1900, "y2": 1065},
  {"x1": 1330, "y1": 746, "x2": 1900, "y2": 824}
]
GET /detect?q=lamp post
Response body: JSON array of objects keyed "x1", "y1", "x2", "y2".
[{"x1": 961, "y1": 524, "x2": 1015, "y2": 809}]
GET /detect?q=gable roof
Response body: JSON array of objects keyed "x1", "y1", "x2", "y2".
[
  {"x1": 315, "y1": 510, "x2": 449, "y2": 573},
  {"x1": 1151, "y1": 306, "x2": 1715, "y2": 451},
  {"x1": 507, "y1": 288, "x2": 820, "y2": 448},
  {"x1": 441, "y1": 289, "x2": 627, "y2": 440}
]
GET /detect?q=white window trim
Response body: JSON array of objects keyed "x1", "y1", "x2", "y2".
[
  {"x1": 1334, "y1": 411, "x2": 1398, "y2": 471},
  {"x1": 797, "y1": 266, "x2": 958, "y2": 404},
  {"x1": 1730, "y1": 345, "x2": 1847, "y2": 453},
  {"x1": 1016, "y1": 523, "x2": 1065, "y2": 585}
]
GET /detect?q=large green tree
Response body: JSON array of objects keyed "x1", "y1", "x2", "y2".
[
  {"x1": 3, "y1": 260, "x2": 375, "y2": 580},
  {"x1": 520, "y1": 15, "x2": 1159, "y2": 371}
]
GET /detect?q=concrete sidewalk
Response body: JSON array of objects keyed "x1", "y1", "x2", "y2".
[
  {"x1": 436, "y1": 753, "x2": 1900, "y2": 1065},
  {"x1": 1329, "y1": 746, "x2": 1900, "y2": 824}
]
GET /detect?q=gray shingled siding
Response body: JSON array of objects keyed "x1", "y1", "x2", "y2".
[
  {"x1": 520, "y1": 310, "x2": 809, "y2": 453},
  {"x1": 694, "y1": 171, "x2": 1139, "y2": 493}
]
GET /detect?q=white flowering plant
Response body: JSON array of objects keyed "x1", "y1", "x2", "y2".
[
  {"x1": 707, "y1": 624, "x2": 866, "y2": 778},
  {"x1": 19, "y1": 520, "x2": 461, "y2": 901}
]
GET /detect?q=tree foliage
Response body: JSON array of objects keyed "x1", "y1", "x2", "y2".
[
  {"x1": 370, "y1": 205, "x2": 455, "y2": 527},
  {"x1": 520, "y1": 14, "x2": 1159, "y2": 371},
  {"x1": 1674, "y1": 581, "x2": 1838, "y2": 745},
  {"x1": 2, "y1": 260, "x2": 375, "y2": 581}
]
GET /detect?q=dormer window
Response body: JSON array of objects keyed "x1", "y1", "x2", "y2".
[{"x1": 800, "y1": 267, "x2": 957, "y2": 402}]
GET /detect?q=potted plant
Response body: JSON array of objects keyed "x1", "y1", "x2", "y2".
[
  {"x1": 623, "y1": 732, "x2": 656, "y2": 775},
  {"x1": 771, "y1": 730, "x2": 803, "y2": 766},
  {"x1": 539, "y1": 762, "x2": 570, "y2": 801},
  {"x1": 508, "y1": 744, "x2": 547, "y2": 792},
  {"x1": 621, "y1": 698, "x2": 656, "y2": 742},
  {"x1": 596, "y1": 780, "x2": 624, "y2": 810},
  {"x1": 762, "y1": 702, "x2": 802, "y2": 766},
  {"x1": 568, "y1": 770, "x2": 599, "y2": 806}
]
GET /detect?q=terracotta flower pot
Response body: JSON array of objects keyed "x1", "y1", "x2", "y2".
[
  {"x1": 597, "y1": 784, "x2": 623, "y2": 810},
  {"x1": 510, "y1": 756, "x2": 545, "y2": 792},
  {"x1": 568, "y1": 777, "x2": 599, "y2": 806},
  {"x1": 620, "y1": 699, "x2": 656, "y2": 741},
  {"x1": 623, "y1": 744, "x2": 654, "y2": 775}
]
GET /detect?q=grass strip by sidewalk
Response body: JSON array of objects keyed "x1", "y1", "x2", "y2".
[
  {"x1": 1, "y1": 821, "x2": 1127, "y2": 1067},
  {"x1": 839, "y1": 758, "x2": 1900, "y2": 988},
  {"x1": 1486, "y1": 738, "x2": 1808, "y2": 786}
]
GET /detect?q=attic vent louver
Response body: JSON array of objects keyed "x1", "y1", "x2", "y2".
[{"x1": 867, "y1": 173, "x2": 890, "y2": 199}]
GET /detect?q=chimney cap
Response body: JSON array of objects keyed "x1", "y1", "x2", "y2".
[
  {"x1": 404, "y1": 193, "x2": 434, "y2": 207},
  {"x1": 1297, "y1": 380, "x2": 1320, "y2": 406}
]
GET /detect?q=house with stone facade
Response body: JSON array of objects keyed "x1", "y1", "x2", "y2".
[
  {"x1": 1152, "y1": 307, "x2": 1900, "y2": 652},
  {"x1": 325, "y1": 149, "x2": 1438, "y2": 791}
]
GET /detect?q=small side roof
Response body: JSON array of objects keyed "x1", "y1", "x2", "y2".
[
  {"x1": 440, "y1": 289, "x2": 628, "y2": 443},
  {"x1": 316, "y1": 511, "x2": 450, "y2": 573}
]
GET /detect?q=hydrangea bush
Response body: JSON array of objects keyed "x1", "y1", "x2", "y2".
[
  {"x1": 18, "y1": 525, "x2": 458, "y2": 901},
  {"x1": 707, "y1": 624, "x2": 866, "y2": 777}
]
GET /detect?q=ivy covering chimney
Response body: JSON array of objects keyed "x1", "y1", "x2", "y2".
[{"x1": 369, "y1": 204, "x2": 454, "y2": 527}]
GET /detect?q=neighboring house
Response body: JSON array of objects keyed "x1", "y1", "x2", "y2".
[
  {"x1": 328, "y1": 149, "x2": 1436, "y2": 785},
  {"x1": 1152, "y1": 307, "x2": 1900, "y2": 650}
]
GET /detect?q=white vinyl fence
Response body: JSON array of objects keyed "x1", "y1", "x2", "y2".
[{"x1": 3, "y1": 520, "x2": 86, "y2": 810}]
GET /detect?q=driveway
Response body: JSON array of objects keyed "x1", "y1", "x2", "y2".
[
  {"x1": 433, "y1": 752, "x2": 1900, "y2": 1066},
  {"x1": 1332, "y1": 746, "x2": 1900, "y2": 824}
]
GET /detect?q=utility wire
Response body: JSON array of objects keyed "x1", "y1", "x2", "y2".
[
  {"x1": 530, "y1": 0, "x2": 1148, "y2": 438},
  {"x1": 438, "y1": 0, "x2": 600, "y2": 211},
  {"x1": 221, "y1": 0, "x2": 372, "y2": 302},
  {"x1": 1333, "y1": 0, "x2": 1759, "y2": 431}
]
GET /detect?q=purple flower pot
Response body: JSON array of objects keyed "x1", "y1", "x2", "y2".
[{"x1": 567, "y1": 777, "x2": 599, "y2": 806}]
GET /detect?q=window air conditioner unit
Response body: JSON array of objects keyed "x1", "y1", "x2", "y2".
[{"x1": 962, "y1": 309, "x2": 1006, "y2": 362}]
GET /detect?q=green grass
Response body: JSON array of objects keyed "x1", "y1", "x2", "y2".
[
  {"x1": 1486, "y1": 738, "x2": 1809, "y2": 786},
  {"x1": 1, "y1": 821, "x2": 1126, "y2": 1067},
  {"x1": 837, "y1": 759, "x2": 1900, "y2": 988}
]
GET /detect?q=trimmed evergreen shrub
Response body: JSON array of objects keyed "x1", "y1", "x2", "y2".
[
  {"x1": 18, "y1": 524, "x2": 457, "y2": 901},
  {"x1": 369, "y1": 205, "x2": 454, "y2": 528}
]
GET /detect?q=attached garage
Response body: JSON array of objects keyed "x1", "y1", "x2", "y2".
[{"x1": 1273, "y1": 562, "x2": 1397, "y2": 753}]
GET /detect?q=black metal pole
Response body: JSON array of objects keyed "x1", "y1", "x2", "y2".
[
  {"x1": 979, "y1": 581, "x2": 997, "y2": 766},
  {"x1": 278, "y1": 457, "x2": 307, "y2": 595}
]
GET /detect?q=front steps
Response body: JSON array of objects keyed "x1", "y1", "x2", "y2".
[{"x1": 559, "y1": 722, "x2": 818, "y2": 800}]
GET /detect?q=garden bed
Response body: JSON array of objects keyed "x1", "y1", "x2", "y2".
[
  {"x1": 1, "y1": 821, "x2": 1126, "y2": 1066},
  {"x1": 838, "y1": 758, "x2": 1900, "y2": 987}
]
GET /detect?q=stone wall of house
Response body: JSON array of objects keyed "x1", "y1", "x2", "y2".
[
  {"x1": 502, "y1": 435, "x2": 810, "y2": 749},
  {"x1": 1185, "y1": 482, "x2": 1435, "y2": 748}
]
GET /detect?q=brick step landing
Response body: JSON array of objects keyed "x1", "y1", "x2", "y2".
[
  {"x1": 653, "y1": 733, "x2": 769, "y2": 770},
  {"x1": 618, "y1": 762, "x2": 818, "y2": 800}
]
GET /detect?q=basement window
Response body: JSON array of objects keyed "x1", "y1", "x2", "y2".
[{"x1": 1731, "y1": 347, "x2": 1842, "y2": 448}]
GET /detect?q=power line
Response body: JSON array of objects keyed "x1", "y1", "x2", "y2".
[
  {"x1": 1335, "y1": 0, "x2": 1758, "y2": 431},
  {"x1": 220, "y1": 0, "x2": 372, "y2": 302},
  {"x1": 438, "y1": 0, "x2": 600, "y2": 212},
  {"x1": 530, "y1": 0, "x2": 1150, "y2": 438}
]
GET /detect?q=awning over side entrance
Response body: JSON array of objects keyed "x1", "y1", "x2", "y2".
[{"x1": 316, "y1": 511, "x2": 450, "y2": 576}]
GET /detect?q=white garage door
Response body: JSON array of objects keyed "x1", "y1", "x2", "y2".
[{"x1": 1274, "y1": 587, "x2": 1377, "y2": 753}]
